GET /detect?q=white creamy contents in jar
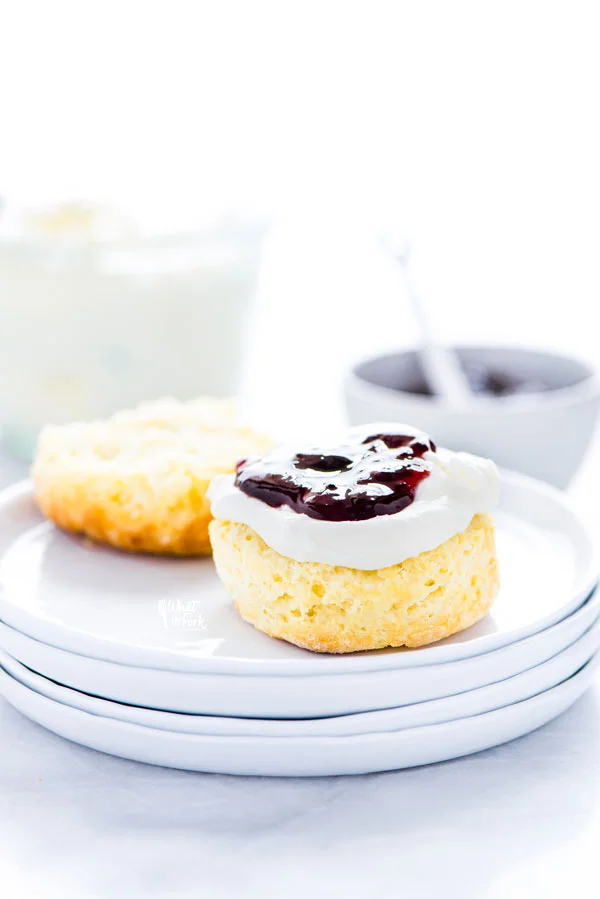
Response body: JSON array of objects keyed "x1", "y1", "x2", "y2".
[
  {"x1": 0, "y1": 201, "x2": 265, "y2": 457},
  {"x1": 208, "y1": 423, "x2": 500, "y2": 570}
]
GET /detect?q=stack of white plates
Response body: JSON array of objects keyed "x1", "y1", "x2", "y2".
[{"x1": 0, "y1": 473, "x2": 597, "y2": 777}]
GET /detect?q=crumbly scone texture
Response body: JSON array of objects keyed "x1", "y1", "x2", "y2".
[
  {"x1": 32, "y1": 398, "x2": 271, "y2": 556},
  {"x1": 209, "y1": 513, "x2": 499, "y2": 652}
]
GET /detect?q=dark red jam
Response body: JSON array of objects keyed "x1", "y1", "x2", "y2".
[
  {"x1": 407, "y1": 363, "x2": 551, "y2": 398},
  {"x1": 465, "y1": 364, "x2": 550, "y2": 397},
  {"x1": 235, "y1": 432, "x2": 435, "y2": 522}
]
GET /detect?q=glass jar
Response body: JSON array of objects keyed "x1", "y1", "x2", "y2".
[{"x1": 0, "y1": 209, "x2": 267, "y2": 457}]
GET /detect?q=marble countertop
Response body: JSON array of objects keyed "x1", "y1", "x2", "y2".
[{"x1": 1, "y1": 434, "x2": 599, "y2": 899}]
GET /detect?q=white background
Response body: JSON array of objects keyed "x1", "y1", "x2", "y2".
[
  {"x1": 2, "y1": 2, "x2": 600, "y2": 896},
  {"x1": 2, "y1": 0, "x2": 600, "y2": 435}
]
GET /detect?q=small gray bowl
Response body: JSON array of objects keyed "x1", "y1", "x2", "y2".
[{"x1": 345, "y1": 345, "x2": 600, "y2": 488}]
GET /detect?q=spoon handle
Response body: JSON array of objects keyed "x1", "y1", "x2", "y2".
[
  {"x1": 401, "y1": 272, "x2": 468, "y2": 404},
  {"x1": 419, "y1": 342, "x2": 473, "y2": 407}
]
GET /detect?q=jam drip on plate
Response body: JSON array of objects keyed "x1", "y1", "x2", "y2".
[{"x1": 235, "y1": 432, "x2": 435, "y2": 522}]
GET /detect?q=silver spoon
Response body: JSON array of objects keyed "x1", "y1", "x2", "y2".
[{"x1": 380, "y1": 231, "x2": 473, "y2": 407}]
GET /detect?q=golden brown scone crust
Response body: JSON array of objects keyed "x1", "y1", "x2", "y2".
[
  {"x1": 209, "y1": 513, "x2": 499, "y2": 652},
  {"x1": 32, "y1": 398, "x2": 271, "y2": 556}
]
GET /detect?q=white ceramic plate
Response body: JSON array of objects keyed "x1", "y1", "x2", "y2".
[
  {"x1": 1, "y1": 589, "x2": 598, "y2": 718},
  {"x1": 2, "y1": 613, "x2": 599, "y2": 736},
  {"x1": 0, "y1": 476, "x2": 595, "y2": 675},
  {"x1": 0, "y1": 657, "x2": 596, "y2": 776}
]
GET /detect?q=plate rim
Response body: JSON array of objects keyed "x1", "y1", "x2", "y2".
[
  {"x1": 0, "y1": 473, "x2": 597, "y2": 675},
  {"x1": 0, "y1": 653, "x2": 596, "y2": 777},
  {"x1": 2, "y1": 618, "x2": 599, "y2": 737}
]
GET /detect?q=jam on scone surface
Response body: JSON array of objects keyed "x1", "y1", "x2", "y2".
[{"x1": 235, "y1": 432, "x2": 435, "y2": 522}]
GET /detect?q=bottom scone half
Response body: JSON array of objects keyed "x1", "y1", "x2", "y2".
[
  {"x1": 32, "y1": 398, "x2": 271, "y2": 556},
  {"x1": 209, "y1": 513, "x2": 499, "y2": 653}
]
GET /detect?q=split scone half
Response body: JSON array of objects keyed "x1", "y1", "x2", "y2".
[
  {"x1": 208, "y1": 424, "x2": 500, "y2": 653},
  {"x1": 33, "y1": 398, "x2": 271, "y2": 556}
]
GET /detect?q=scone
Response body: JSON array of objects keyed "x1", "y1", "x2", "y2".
[
  {"x1": 208, "y1": 423, "x2": 500, "y2": 652},
  {"x1": 33, "y1": 398, "x2": 271, "y2": 556}
]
